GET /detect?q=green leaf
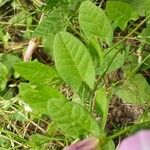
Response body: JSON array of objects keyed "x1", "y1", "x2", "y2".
[
  {"x1": 29, "y1": 134, "x2": 50, "y2": 149},
  {"x1": 48, "y1": 98, "x2": 100, "y2": 138},
  {"x1": 115, "y1": 74, "x2": 150, "y2": 104},
  {"x1": 99, "y1": 47, "x2": 125, "y2": 75},
  {"x1": 33, "y1": 8, "x2": 67, "y2": 38},
  {"x1": 0, "y1": 62, "x2": 8, "y2": 91},
  {"x1": 45, "y1": 0, "x2": 60, "y2": 9},
  {"x1": 0, "y1": 27, "x2": 10, "y2": 49},
  {"x1": 110, "y1": 0, "x2": 150, "y2": 16},
  {"x1": 33, "y1": 7, "x2": 68, "y2": 56},
  {"x1": 14, "y1": 61, "x2": 59, "y2": 85},
  {"x1": 53, "y1": 32, "x2": 95, "y2": 91},
  {"x1": 79, "y1": 1, "x2": 113, "y2": 45},
  {"x1": 19, "y1": 83, "x2": 63, "y2": 114},
  {"x1": 106, "y1": 1, "x2": 137, "y2": 30},
  {"x1": 140, "y1": 23, "x2": 150, "y2": 44},
  {"x1": 96, "y1": 87, "x2": 109, "y2": 132},
  {"x1": 102, "y1": 140, "x2": 115, "y2": 150},
  {"x1": 1, "y1": 54, "x2": 21, "y2": 75},
  {"x1": 9, "y1": 11, "x2": 30, "y2": 25}
]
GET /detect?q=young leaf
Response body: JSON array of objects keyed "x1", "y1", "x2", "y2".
[
  {"x1": 96, "y1": 87, "x2": 109, "y2": 132},
  {"x1": 115, "y1": 74, "x2": 150, "y2": 104},
  {"x1": 106, "y1": 1, "x2": 137, "y2": 30},
  {"x1": 79, "y1": 1, "x2": 113, "y2": 45},
  {"x1": 99, "y1": 48, "x2": 125, "y2": 75},
  {"x1": 53, "y1": 32, "x2": 95, "y2": 91},
  {"x1": 14, "y1": 61, "x2": 58, "y2": 85},
  {"x1": 19, "y1": 83, "x2": 63, "y2": 114},
  {"x1": 48, "y1": 98, "x2": 100, "y2": 138},
  {"x1": 0, "y1": 62, "x2": 8, "y2": 91}
]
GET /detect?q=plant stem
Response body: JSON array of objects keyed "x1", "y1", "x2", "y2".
[
  {"x1": 107, "y1": 126, "x2": 131, "y2": 140},
  {"x1": 129, "y1": 53, "x2": 150, "y2": 77},
  {"x1": 105, "y1": 15, "x2": 150, "y2": 56},
  {"x1": 88, "y1": 15, "x2": 150, "y2": 112},
  {"x1": 96, "y1": 15, "x2": 150, "y2": 90},
  {"x1": 108, "y1": 121, "x2": 150, "y2": 140}
]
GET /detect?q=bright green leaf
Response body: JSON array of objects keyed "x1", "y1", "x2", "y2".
[
  {"x1": 48, "y1": 98, "x2": 100, "y2": 138},
  {"x1": 19, "y1": 83, "x2": 63, "y2": 114},
  {"x1": 79, "y1": 1, "x2": 113, "y2": 45},
  {"x1": 29, "y1": 134, "x2": 50, "y2": 149},
  {"x1": 115, "y1": 74, "x2": 150, "y2": 104},
  {"x1": 9, "y1": 11, "x2": 30, "y2": 25},
  {"x1": 1, "y1": 54, "x2": 21, "y2": 75},
  {"x1": 14, "y1": 61, "x2": 59, "y2": 85},
  {"x1": 0, "y1": 62, "x2": 8, "y2": 91},
  {"x1": 106, "y1": 1, "x2": 137, "y2": 30},
  {"x1": 110, "y1": 0, "x2": 150, "y2": 16},
  {"x1": 53, "y1": 32, "x2": 95, "y2": 91},
  {"x1": 102, "y1": 140, "x2": 115, "y2": 150},
  {"x1": 0, "y1": 27, "x2": 10, "y2": 49},
  {"x1": 96, "y1": 87, "x2": 109, "y2": 132},
  {"x1": 99, "y1": 48, "x2": 125, "y2": 75}
]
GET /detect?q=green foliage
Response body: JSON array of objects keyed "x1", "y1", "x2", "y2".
[
  {"x1": 1, "y1": 0, "x2": 150, "y2": 149},
  {"x1": 48, "y1": 98, "x2": 100, "y2": 138},
  {"x1": 53, "y1": 32, "x2": 95, "y2": 91},
  {"x1": 78, "y1": 1, "x2": 113, "y2": 45},
  {"x1": 0, "y1": 0, "x2": 10, "y2": 7},
  {"x1": 33, "y1": 8, "x2": 67, "y2": 38},
  {"x1": 45, "y1": 0, "x2": 61, "y2": 9},
  {"x1": 102, "y1": 140, "x2": 115, "y2": 150},
  {"x1": 29, "y1": 134, "x2": 50, "y2": 149},
  {"x1": 96, "y1": 87, "x2": 109, "y2": 133},
  {"x1": 14, "y1": 61, "x2": 58, "y2": 85},
  {"x1": 1, "y1": 54, "x2": 21, "y2": 75},
  {"x1": 99, "y1": 47, "x2": 125, "y2": 75},
  {"x1": 106, "y1": 1, "x2": 137, "y2": 30},
  {"x1": 115, "y1": 74, "x2": 150, "y2": 104},
  {"x1": 0, "y1": 27, "x2": 10, "y2": 49},
  {"x1": 19, "y1": 83, "x2": 63, "y2": 114},
  {"x1": 0, "y1": 62, "x2": 8, "y2": 91},
  {"x1": 33, "y1": 7, "x2": 68, "y2": 56},
  {"x1": 116, "y1": 0, "x2": 150, "y2": 16}
]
